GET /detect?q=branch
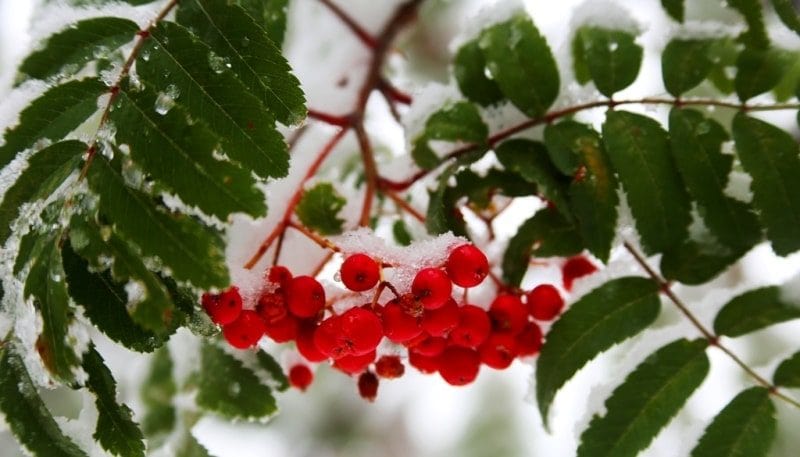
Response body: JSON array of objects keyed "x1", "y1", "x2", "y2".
[{"x1": 317, "y1": 0, "x2": 377, "y2": 49}]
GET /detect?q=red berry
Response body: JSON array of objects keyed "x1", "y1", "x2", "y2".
[
  {"x1": 408, "y1": 350, "x2": 440, "y2": 374},
  {"x1": 267, "y1": 265, "x2": 292, "y2": 288},
  {"x1": 263, "y1": 314, "x2": 298, "y2": 343},
  {"x1": 381, "y1": 301, "x2": 423, "y2": 343},
  {"x1": 340, "y1": 253, "x2": 381, "y2": 292},
  {"x1": 562, "y1": 255, "x2": 598, "y2": 291},
  {"x1": 339, "y1": 307, "x2": 383, "y2": 355},
  {"x1": 357, "y1": 371, "x2": 379, "y2": 401},
  {"x1": 438, "y1": 346, "x2": 480, "y2": 386},
  {"x1": 446, "y1": 244, "x2": 489, "y2": 288},
  {"x1": 479, "y1": 332, "x2": 518, "y2": 369},
  {"x1": 202, "y1": 286, "x2": 242, "y2": 325},
  {"x1": 410, "y1": 335, "x2": 447, "y2": 357},
  {"x1": 449, "y1": 305, "x2": 491, "y2": 348},
  {"x1": 256, "y1": 291, "x2": 287, "y2": 324},
  {"x1": 286, "y1": 276, "x2": 326, "y2": 318},
  {"x1": 288, "y1": 364, "x2": 313, "y2": 391},
  {"x1": 526, "y1": 284, "x2": 564, "y2": 321},
  {"x1": 296, "y1": 321, "x2": 327, "y2": 362},
  {"x1": 488, "y1": 294, "x2": 528, "y2": 334},
  {"x1": 422, "y1": 299, "x2": 460, "y2": 337},
  {"x1": 411, "y1": 268, "x2": 452, "y2": 310},
  {"x1": 375, "y1": 355, "x2": 405, "y2": 379},
  {"x1": 223, "y1": 310, "x2": 266, "y2": 349},
  {"x1": 516, "y1": 322, "x2": 543, "y2": 356},
  {"x1": 333, "y1": 349, "x2": 376, "y2": 375},
  {"x1": 313, "y1": 315, "x2": 344, "y2": 358}
]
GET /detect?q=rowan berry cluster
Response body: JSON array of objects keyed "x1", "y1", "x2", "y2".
[{"x1": 202, "y1": 243, "x2": 598, "y2": 401}]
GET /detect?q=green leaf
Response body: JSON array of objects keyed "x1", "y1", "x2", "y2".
[
  {"x1": 479, "y1": 15, "x2": 559, "y2": 117},
  {"x1": 602, "y1": 110, "x2": 691, "y2": 254},
  {"x1": 392, "y1": 219, "x2": 413, "y2": 246},
  {"x1": 138, "y1": 21, "x2": 288, "y2": 180},
  {"x1": 63, "y1": 241, "x2": 165, "y2": 352},
  {"x1": 714, "y1": 286, "x2": 800, "y2": 337},
  {"x1": 112, "y1": 85, "x2": 266, "y2": 219},
  {"x1": 727, "y1": 0, "x2": 769, "y2": 49},
  {"x1": 706, "y1": 38, "x2": 740, "y2": 94},
  {"x1": 536, "y1": 277, "x2": 661, "y2": 425},
  {"x1": 772, "y1": 0, "x2": 800, "y2": 36},
  {"x1": 495, "y1": 139, "x2": 571, "y2": 220},
  {"x1": 735, "y1": 48, "x2": 788, "y2": 101},
  {"x1": 453, "y1": 39, "x2": 504, "y2": 106},
  {"x1": 577, "y1": 339, "x2": 710, "y2": 457},
  {"x1": 502, "y1": 208, "x2": 582, "y2": 286},
  {"x1": 295, "y1": 182, "x2": 346, "y2": 236},
  {"x1": 452, "y1": 168, "x2": 533, "y2": 209},
  {"x1": 425, "y1": 150, "x2": 484, "y2": 235},
  {"x1": 668, "y1": 109, "x2": 760, "y2": 249},
  {"x1": 176, "y1": 434, "x2": 212, "y2": 457},
  {"x1": 772, "y1": 51, "x2": 800, "y2": 101},
  {"x1": 545, "y1": 121, "x2": 619, "y2": 262},
  {"x1": 732, "y1": 113, "x2": 800, "y2": 256},
  {"x1": 14, "y1": 231, "x2": 40, "y2": 274},
  {"x1": 661, "y1": 0, "x2": 685, "y2": 22},
  {"x1": 412, "y1": 101, "x2": 488, "y2": 170},
  {"x1": 571, "y1": 29, "x2": 591, "y2": 85},
  {"x1": 0, "y1": 346, "x2": 88, "y2": 457},
  {"x1": 691, "y1": 387, "x2": 775, "y2": 457},
  {"x1": 0, "y1": 78, "x2": 105, "y2": 169},
  {"x1": 24, "y1": 235, "x2": 79, "y2": 383},
  {"x1": 256, "y1": 350, "x2": 289, "y2": 392},
  {"x1": 660, "y1": 240, "x2": 748, "y2": 285},
  {"x1": 140, "y1": 347, "x2": 177, "y2": 438},
  {"x1": 196, "y1": 343, "x2": 277, "y2": 420},
  {"x1": 176, "y1": 0, "x2": 305, "y2": 125},
  {"x1": 83, "y1": 345, "x2": 145, "y2": 457},
  {"x1": 774, "y1": 351, "x2": 800, "y2": 387},
  {"x1": 17, "y1": 17, "x2": 138, "y2": 83},
  {"x1": 0, "y1": 140, "x2": 84, "y2": 245},
  {"x1": 87, "y1": 155, "x2": 228, "y2": 289},
  {"x1": 661, "y1": 39, "x2": 713, "y2": 96},
  {"x1": 236, "y1": 0, "x2": 289, "y2": 47},
  {"x1": 574, "y1": 27, "x2": 643, "y2": 97}
]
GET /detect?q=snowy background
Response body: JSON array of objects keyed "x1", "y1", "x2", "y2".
[{"x1": 2, "y1": 0, "x2": 800, "y2": 456}]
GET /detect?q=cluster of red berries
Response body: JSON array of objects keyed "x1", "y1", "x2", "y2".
[{"x1": 202, "y1": 244, "x2": 598, "y2": 401}]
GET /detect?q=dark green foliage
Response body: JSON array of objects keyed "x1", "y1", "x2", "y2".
[
  {"x1": 661, "y1": 0, "x2": 685, "y2": 22},
  {"x1": 392, "y1": 219, "x2": 413, "y2": 246},
  {"x1": 256, "y1": 350, "x2": 289, "y2": 392},
  {"x1": 691, "y1": 388, "x2": 775, "y2": 457},
  {"x1": 196, "y1": 343, "x2": 277, "y2": 420},
  {"x1": 412, "y1": 101, "x2": 488, "y2": 169},
  {"x1": 774, "y1": 351, "x2": 800, "y2": 387},
  {"x1": 578, "y1": 339, "x2": 710, "y2": 457},
  {"x1": 0, "y1": 79, "x2": 104, "y2": 169},
  {"x1": 772, "y1": 0, "x2": 800, "y2": 36},
  {"x1": 0, "y1": 346, "x2": 88, "y2": 457},
  {"x1": 425, "y1": 150, "x2": 487, "y2": 235},
  {"x1": 236, "y1": 0, "x2": 290, "y2": 46},
  {"x1": 660, "y1": 241, "x2": 748, "y2": 285},
  {"x1": 573, "y1": 27, "x2": 643, "y2": 97},
  {"x1": 602, "y1": 110, "x2": 691, "y2": 255},
  {"x1": 176, "y1": 0, "x2": 305, "y2": 125},
  {"x1": 735, "y1": 48, "x2": 789, "y2": 101},
  {"x1": 82, "y1": 345, "x2": 145, "y2": 457},
  {"x1": 727, "y1": 0, "x2": 769, "y2": 49},
  {"x1": 295, "y1": 182, "x2": 346, "y2": 235},
  {"x1": 661, "y1": 39, "x2": 713, "y2": 96},
  {"x1": 478, "y1": 15, "x2": 559, "y2": 117},
  {"x1": 502, "y1": 208, "x2": 582, "y2": 286},
  {"x1": 140, "y1": 347, "x2": 177, "y2": 438},
  {"x1": 732, "y1": 113, "x2": 800, "y2": 255},
  {"x1": 454, "y1": 40, "x2": 504, "y2": 106},
  {"x1": 714, "y1": 286, "x2": 800, "y2": 337},
  {"x1": 17, "y1": 17, "x2": 138, "y2": 83},
  {"x1": 537, "y1": 277, "x2": 661, "y2": 425}
]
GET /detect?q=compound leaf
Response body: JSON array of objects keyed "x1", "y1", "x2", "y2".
[
  {"x1": 574, "y1": 27, "x2": 643, "y2": 97},
  {"x1": 662, "y1": 39, "x2": 713, "y2": 96},
  {"x1": 454, "y1": 39, "x2": 504, "y2": 106},
  {"x1": 295, "y1": 182, "x2": 346, "y2": 236},
  {"x1": 714, "y1": 286, "x2": 800, "y2": 337}
]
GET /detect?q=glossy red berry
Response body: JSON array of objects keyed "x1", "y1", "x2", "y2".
[
  {"x1": 449, "y1": 305, "x2": 491, "y2": 348},
  {"x1": 422, "y1": 299, "x2": 460, "y2": 337},
  {"x1": 488, "y1": 294, "x2": 528, "y2": 334},
  {"x1": 381, "y1": 301, "x2": 423, "y2": 343},
  {"x1": 296, "y1": 321, "x2": 327, "y2": 362},
  {"x1": 438, "y1": 346, "x2": 480, "y2": 386},
  {"x1": 263, "y1": 314, "x2": 298, "y2": 343},
  {"x1": 411, "y1": 268, "x2": 452, "y2": 310},
  {"x1": 339, "y1": 307, "x2": 383, "y2": 355},
  {"x1": 340, "y1": 253, "x2": 381, "y2": 291},
  {"x1": 375, "y1": 355, "x2": 405, "y2": 379},
  {"x1": 479, "y1": 332, "x2": 518, "y2": 369},
  {"x1": 526, "y1": 284, "x2": 564, "y2": 321},
  {"x1": 446, "y1": 244, "x2": 489, "y2": 288},
  {"x1": 286, "y1": 275, "x2": 326, "y2": 318},
  {"x1": 313, "y1": 315, "x2": 343, "y2": 358},
  {"x1": 357, "y1": 371, "x2": 379, "y2": 401},
  {"x1": 202, "y1": 286, "x2": 242, "y2": 325},
  {"x1": 288, "y1": 364, "x2": 313, "y2": 391},
  {"x1": 267, "y1": 265, "x2": 292, "y2": 288},
  {"x1": 410, "y1": 335, "x2": 447, "y2": 357},
  {"x1": 516, "y1": 322, "x2": 543, "y2": 356},
  {"x1": 256, "y1": 291, "x2": 287, "y2": 324},
  {"x1": 562, "y1": 255, "x2": 598, "y2": 291},
  {"x1": 408, "y1": 350, "x2": 440, "y2": 374},
  {"x1": 223, "y1": 310, "x2": 266, "y2": 349},
  {"x1": 333, "y1": 349, "x2": 376, "y2": 375}
]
